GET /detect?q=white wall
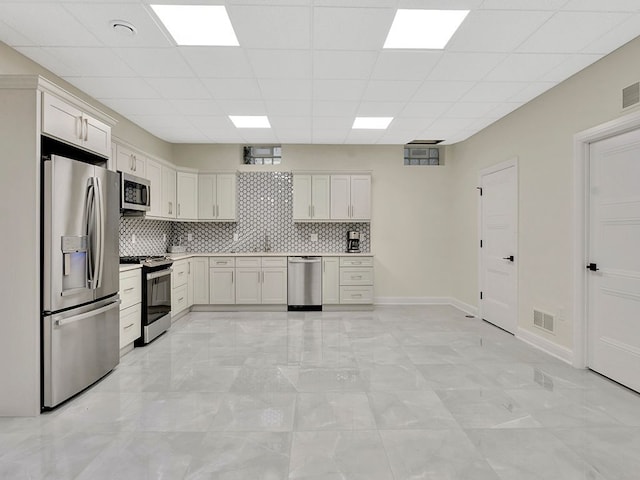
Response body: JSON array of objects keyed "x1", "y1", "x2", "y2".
[
  {"x1": 174, "y1": 143, "x2": 454, "y2": 300},
  {"x1": 448, "y1": 35, "x2": 640, "y2": 351}
]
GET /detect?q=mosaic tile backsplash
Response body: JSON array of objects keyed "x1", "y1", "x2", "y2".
[{"x1": 120, "y1": 172, "x2": 370, "y2": 256}]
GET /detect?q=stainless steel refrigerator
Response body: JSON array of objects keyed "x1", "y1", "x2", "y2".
[{"x1": 42, "y1": 154, "x2": 121, "y2": 409}]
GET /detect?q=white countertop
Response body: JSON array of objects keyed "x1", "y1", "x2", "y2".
[
  {"x1": 167, "y1": 252, "x2": 374, "y2": 261},
  {"x1": 119, "y1": 264, "x2": 142, "y2": 272}
]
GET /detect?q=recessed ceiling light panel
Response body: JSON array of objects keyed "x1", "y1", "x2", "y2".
[
  {"x1": 150, "y1": 4, "x2": 239, "y2": 46},
  {"x1": 352, "y1": 117, "x2": 393, "y2": 129},
  {"x1": 384, "y1": 9, "x2": 469, "y2": 49},
  {"x1": 229, "y1": 116, "x2": 271, "y2": 129}
]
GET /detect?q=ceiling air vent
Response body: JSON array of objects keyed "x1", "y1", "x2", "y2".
[{"x1": 622, "y1": 82, "x2": 640, "y2": 109}]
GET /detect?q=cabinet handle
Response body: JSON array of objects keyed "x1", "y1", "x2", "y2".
[
  {"x1": 178, "y1": 297, "x2": 184, "y2": 302},
  {"x1": 188, "y1": 263, "x2": 191, "y2": 274},
  {"x1": 76, "y1": 116, "x2": 83, "y2": 140},
  {"x1": 213, "y1": 205, "x2": 216, "y2": 218},
  {"x1": 353, "y1": 293, "x2": 362, "y2": 298},
  {"x1": 84, "y1": 118, "x2": 89, "y2": 141},
  {"x1": 352, "y1": 275, "x2": 362, "y2": 279},
  {"x1": 169, "y1": 201, "x2": 172, "y2": 215},
  {"x1": 178, "y1": 271, "x2": 184, "y2": 276},
  {"x1": 231, "y1": 271, "x2": 234, "y2": 283},
  {"x1": 123, "y1": 287, "x2": 135, "y2": 293},
  {"x1": 124, "y1": 323, "x2": 134, "y2": 330}
]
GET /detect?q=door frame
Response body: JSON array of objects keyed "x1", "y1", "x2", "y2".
[
  {"x1": 572, "y1": 109, "x2": 640, "y2": 368},
  {"x1": 478, "y1": 157, "x2": 519, "y2": 330}
]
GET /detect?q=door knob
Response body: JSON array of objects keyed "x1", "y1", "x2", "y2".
[
  {"x1": 502, "y1": 255, "x2": 515, "y2": 262},
  {"x1": 586, "y1": 263, "x2": 599, "y2": 271}
]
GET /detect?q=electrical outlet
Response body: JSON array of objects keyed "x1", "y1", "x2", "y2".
[
  {"x1": 131, "y1": 234, "x2": 136, "y2": 244},
  {"x1": 310, "y1": 233, "x2": 318, "y2": 242},
  {"x1": 187, "y1": 233, "x2": 193, "y2": 242},
  {"x1": 233, "y1": 233, "x2": 239, "y2": 242}
]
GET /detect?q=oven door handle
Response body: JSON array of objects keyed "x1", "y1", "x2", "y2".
[{"x1": 147, "y1": 268, "x2": 172, "y2": 281}]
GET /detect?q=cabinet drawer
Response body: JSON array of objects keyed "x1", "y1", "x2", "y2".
[
  {"x1": 119, "y1": 303, "x2": 141, "y2": 348},
  {"x1": 339, "y1": 268, "x2": 374, "y2": 286},
  {"x1": 172, "y1": 260, "x2": 189, "y2": 288},
  {"x1": 262, "y1": 256, "x2": 287, "y2": 268},
  {"x1": 209, "y1": 257, "x2": 235, "y2": 268},
  {"x1": 236, "y1": 257, "x2": 261, "y2": 268},
  {"x1": 339, "y1": 257, "x2": 373, "y2": 267},
  {"x1": 340, "y1": 286, "x2": 373, "y2": 304},
  {"x1": 119, "y1": 270, "x2": 141, "y2": 310},
  {"x1": 172, "y1": 284, "x2": 188, "y2": 315}
]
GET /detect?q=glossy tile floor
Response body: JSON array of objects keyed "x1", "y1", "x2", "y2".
[{"x1": 2, "y1": 306, "x2": 640, "y2": 479}]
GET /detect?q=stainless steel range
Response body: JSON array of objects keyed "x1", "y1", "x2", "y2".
[{"x1": 120, "y1": 256, "x2": 173, "y2": 345}]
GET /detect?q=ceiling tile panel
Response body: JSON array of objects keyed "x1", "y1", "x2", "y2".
[
  {"x1": 427, "y1": 53, "x2": 507, "y2": 81},
  {"x1": 269, "y1": 116, "x2": 312, "y2": 130},
  {"x1": 313, "y1": 7, "x2": 395, "y2": 51},
  {"x1": 276, "y1": 130, "x2": 312, "y2": 144},
  {"x1": 400, "y1": 102, "x2": 452, "y2": 118},
  {"x1": 258, "y1": 78, "x2": 312, "y2": 100},
  {"x1": 397, "y1": 0, "x2": 483, "y2": 8},
  {"x1": 361, "y1": 80, "x2": 422, "y2": 102},
  {"x1": 247, "y1": 50, "x2": 312, "y2": 79},
  {"x1": 313, "y1": 101, "x2": 359, "y2": 117},
  {"x1": 0, "y1": 19, "x2": 34, "y2": 46},
  {"x1": 101, "y1": 98, "x2": 178, "y2": 116},
  {"x1": 313, "y1": 117, "x2": 354, "y2": 130},
  {"x1": 187, "y1": 116, "x2": 235, "y2": 132},
  {"x1": 444, "y1": 102, "x2": 500, "y2": 118},
  {"x1": 356, "y1": 102, "x2": 405, "y2": 116},
  {"x1": 145, "y1": 78, "x2": 211, "y2": 100},
  {"x1": 313, "y1": 50, "x2": 378, "y2": 79},
  {"x1": 412, "y1": 81, "x2": 474, "y2": 102},
  {"x1": 265, "y1": 100, "x2": 312, "y2": 116},
  {"x1": 312, "y1": 130, "x2": 348, "y2": 144},
  {"x1": 480, "y1": 0, "x2": 567, "y2": 10},
  {"x1": 63, "y1": 76, "x2": 159, "y2": 99},
  {"x1": 169, "y1": 99, "x2": 224, "y2": 116},
  {"x1": 239, "y1": 129, "x2": 279, "y2": 143},
  {"x1": 228, "y1": 5, "x2": 311, "y2": 49},
  {"x1": 508, "y1": 82, "x2": 556, "y2": 103},
  {"x1": 201, "y1": 78, "x2": 262, "y2": 100},
  {"x1": 116, "y1": 48, "x2": 194, "y2": 78},
  {"x1": 447, "y1": 10, "x2": 554, "y2": 52},
  {"x1": 14, "y1": 47, "x2": 76, "y2": 74},
  {"x1": 41, "y1": 47, "x2": 135, "y2": 77},
  {"x1": 216, "y1": 99, "x2": 267, "y2": 116},
  {"x1": 63, "y1": 3, "x2": 173, "y2": 48},
  {"x1": 344, "y1": 130, "x2": 386, "y2": 144},
  {"x1": 0, "y1": 3, "x2": 100, "y2": 46},
  {"x1": 562, "y1": 0, "x2": 640, "y2": 12},
  {"x1": 459, "y1": 82, "x2": 527, "y2": 102},
  {"x1": 517, "y1": 12, "x2": 631, "y2": 53},
  {"x1": 179, "y1": 47, "x2": 254, "y2": 78},
  {"x1": 371, "y1": 51, "x2": 442, "y2": 80},
  {"x1": 581, "y1": 13, "x2": 640, "y2": 55},
  {"x1": 484, "y1": 53, "x2": 568, "y2": 82},
  {"x1": 313, "y1": 79, "x2": 368, "y2": 101}
]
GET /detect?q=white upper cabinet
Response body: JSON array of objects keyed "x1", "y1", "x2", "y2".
[
  {"x1": 293, "y1": 174, "x2": 330, "y2": 221},
  {"x1": 162, "y1": 165, "x2": 177, "y2": 219},
  {"x1": 198, "y1": 174, "x2": 237, "y2": 221},
  {"x1": 145, "y1": 158, "x2": 163, "y2": 218},
  {"x1": 177, "y1": 172, "x2": 198, "y2": 220},
  {"x1": 42, "y1": 92, "x2": 111, "y2": 158},
  {"x1": 330, "y1": 174, "x2": 371, "y2": 221},
  {"x1": 116, "y1": 144, "x2": 146, "y2": 177}
]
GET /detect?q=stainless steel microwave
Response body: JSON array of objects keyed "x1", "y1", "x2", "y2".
[{"x1": 120, "y1": 172, "x2": 150, "y2": 213}]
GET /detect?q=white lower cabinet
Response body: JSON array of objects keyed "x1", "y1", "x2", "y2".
[
  {"x1": 235, "y1": 266, "x2": 261, "y2": 304},
  {"x1": 171, "y1": 259, "x2": 189, "y2": 317},
  {"x1": 339, "y1": 257, "x2": 374, "y2": 305},
  {"x1": 191, "y1": 257, "x2": 209, "y2": 304},
  {"x1": 209, "y1": 257, "x2": 236, "y2": 304},
  {"x1": 118, "y1": 269, "x2": 141, "y2": 352},
  {"x1": 322, "y1": 257, "x2": 340, "y2": 304}
]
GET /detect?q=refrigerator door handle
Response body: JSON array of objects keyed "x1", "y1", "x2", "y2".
[
  {"x1": 94, "y1": 176, "x2": 105, "y2": 289},
  {"x1": 54, "y1": 300, "x2": 121, "y2": 327},
  {"x1": 85, "y1": 178, "x2": 96, "y2": 288}
]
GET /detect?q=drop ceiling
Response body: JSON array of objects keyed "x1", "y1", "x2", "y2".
[{"x1": 1, "y1": 0, "x2": 639, "y2": 145}]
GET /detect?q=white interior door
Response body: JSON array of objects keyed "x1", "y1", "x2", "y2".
[
  {"x1": 588, "y1": 129, "x2": 640, "y2": 392},
  {"x1": 479, "y1": 160, "x2": 518, "y2": 334}
]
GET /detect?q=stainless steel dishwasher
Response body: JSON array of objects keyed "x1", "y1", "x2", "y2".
[{"x1": 287, "y1": 256, "x2": 322, "y2": 311}]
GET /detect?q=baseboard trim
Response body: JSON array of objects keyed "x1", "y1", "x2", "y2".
[
  {"x1": 517, "y1": 328, "x2": 574, "y2": 365},
  {"x1": 450, "y1": 298, "x2": 478, "y2": 317},
  {"x1": 374, "y1": 296, "x2": 452, "y2": 306}
]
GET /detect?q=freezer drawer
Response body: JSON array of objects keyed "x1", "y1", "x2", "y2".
[{"x1": 43, "y1": 297, "x2": 120, "y2": 408}]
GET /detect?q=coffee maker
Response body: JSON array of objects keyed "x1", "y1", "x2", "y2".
[{"x1": 347, "y1": 231, "x2": 361, "y2": 253}]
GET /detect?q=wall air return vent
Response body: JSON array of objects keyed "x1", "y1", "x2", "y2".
[
  {"x1": 243, "y1": 145, "x2": 281, "y2": 165},
  {"x1": 622, "y1": 82, "x2": 640, "y2": 109},
  {"x1": 533, "y1": 309, "x2": 554, "y2": 333},
  {"x1": 404, "y1": 142, "x2": 443, "y2": 166}
]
